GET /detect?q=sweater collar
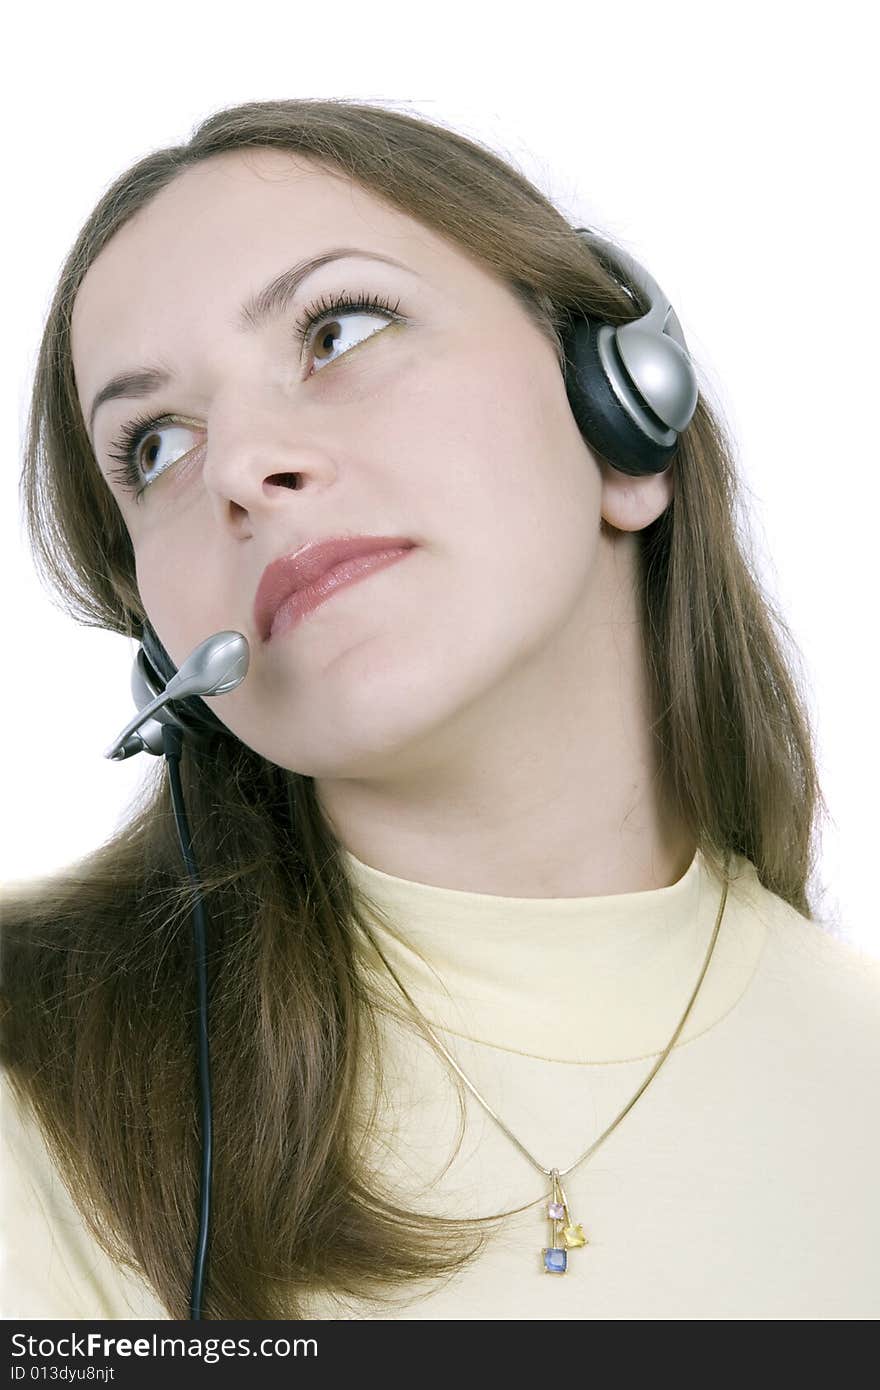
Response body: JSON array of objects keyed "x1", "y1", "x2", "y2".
[{"x1": 340, "y1": 846, "x2": 768, "y2": 1063}]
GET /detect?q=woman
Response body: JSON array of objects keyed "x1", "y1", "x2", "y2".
[{"x1": 2, "y1": 98, "x2": 877, "y2": 1322}]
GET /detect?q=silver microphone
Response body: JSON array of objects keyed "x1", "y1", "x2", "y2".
[{"x1": 104, "y1": 631, "x2": 250, "y2": 761}]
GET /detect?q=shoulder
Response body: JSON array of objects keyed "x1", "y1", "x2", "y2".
[
  {"x1": 1, "y1": 1069, "x2": 166, "y2": 1320},
  {"x1": 735, "y1": 861, "x2": 880, "y2": 1061},
  {"x1": 766, "y1": 893, "x2": 879, "y2": 1010},
  {"x1": 1, "y1": 1068, "x2": 91, "y2": 1319}
]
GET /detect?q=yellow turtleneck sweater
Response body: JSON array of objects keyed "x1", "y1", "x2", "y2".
[{"x1": 2, "y1": 848, "x2": 878, "y2": 1319}]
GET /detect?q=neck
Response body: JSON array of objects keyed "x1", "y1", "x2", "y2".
[{"x1": 316, "y1": 529, "x2": 696, "y2": 899}]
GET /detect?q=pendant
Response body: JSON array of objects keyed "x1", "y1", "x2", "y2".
[{"x1": 542, "y1": 1168, "x2": 588, "y2": 1274}]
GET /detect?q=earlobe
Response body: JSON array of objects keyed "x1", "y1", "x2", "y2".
[{"x1": 599, "y1": 458, "x2": 675, "y2": 533}]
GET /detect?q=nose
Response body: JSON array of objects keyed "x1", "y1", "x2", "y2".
[{"x1": 201, "y1": 404, "x2": 337, "y2": 519}]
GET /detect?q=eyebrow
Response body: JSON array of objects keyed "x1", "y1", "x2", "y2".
[{"x1": 86, "y1": 247, "x2": 416, "y2": 440}]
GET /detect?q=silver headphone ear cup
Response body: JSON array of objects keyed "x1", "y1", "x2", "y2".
[
  {"x1": 567, "y1": 226, "x2": 698, "y2": 474},
  {"x1": 613, "y1": 321, "x2": 698, "y2": 435},
  {"x1": 563, "y1": 315, "x2": 679, "y2": 477}
]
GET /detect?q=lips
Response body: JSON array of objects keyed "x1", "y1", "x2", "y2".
[{"x1": 254, "y1": 535, "x2": 417, "y2": 642}]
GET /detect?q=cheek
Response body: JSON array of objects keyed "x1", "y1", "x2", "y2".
[
  {"x1": 331, "y1": 385, "x2": 596, "y2": 754},
  {"x1": 418, "y1": 336, "x2": 600, "y2": 626},
  {"x1": 135, "y1": 543, "x2": 214, "y2": 669}
]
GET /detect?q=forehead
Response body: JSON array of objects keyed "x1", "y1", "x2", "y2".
[
  {"x1": 71, "y1": 149, "x2": 468, "y2": 415},
  {"x1": 73, "y1": 148, "x2": 407, "y2": 318}
]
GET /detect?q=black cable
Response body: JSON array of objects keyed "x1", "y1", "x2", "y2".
[{"x1": 162, "y1": 723, "x2": 213, "y2": 1320}]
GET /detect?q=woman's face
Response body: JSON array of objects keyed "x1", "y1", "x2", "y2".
[{"x1": 71, "y1": 148, "x2": 641, "y2": 784}]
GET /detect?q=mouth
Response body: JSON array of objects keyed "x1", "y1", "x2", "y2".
[{"x1": 254, "y1": 535, "x2": 417, "y2": 643}]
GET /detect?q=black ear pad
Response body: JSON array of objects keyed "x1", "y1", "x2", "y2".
[
  {"x1": 140, "y1": 619, "x2": 230, "y2": 742},
  {"x1": 562, "y1": 315, "x2": 679, "y2": 478}
]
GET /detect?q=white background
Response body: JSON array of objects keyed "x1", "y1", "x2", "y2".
[{"x1": 2, "y1": 1, "x2": 876, "y2": 951}]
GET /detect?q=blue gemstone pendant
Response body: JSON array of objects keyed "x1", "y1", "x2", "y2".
[{"x1": 543, "y1": 1245, "x2": 568, "y2": 1273}]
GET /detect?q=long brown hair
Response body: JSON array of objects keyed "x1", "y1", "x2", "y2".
[{"x1": 1, "y1": 98, "x2": 829, "y2": 1319}]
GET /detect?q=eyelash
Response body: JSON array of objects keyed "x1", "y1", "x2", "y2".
[{"x1": 105, "y1": 287, "x2": 404, "y2": 501}]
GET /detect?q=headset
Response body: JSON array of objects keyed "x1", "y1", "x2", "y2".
[{"x1": 102, "y1": 226, "x2": 699, "y2": 1319}]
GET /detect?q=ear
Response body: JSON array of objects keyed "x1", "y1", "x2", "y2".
[{"x1": 598, "y1": 455, "x2": 675, "y2": 532}]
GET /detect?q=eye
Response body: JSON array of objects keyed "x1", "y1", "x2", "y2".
[
  {"x1": 105, "y1": 413, "x2": 203, "y2": 501},
  {"x1": 294, "y1": 288, "x2": 403, "y2": 376},
  {"x1": 104, "y1": 288, "x2": 405, "y2": 501}
]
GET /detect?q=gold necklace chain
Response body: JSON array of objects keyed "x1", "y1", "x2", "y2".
[{"x1": 362, "y1": 850, "x2": 731, "y2": 1275}]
